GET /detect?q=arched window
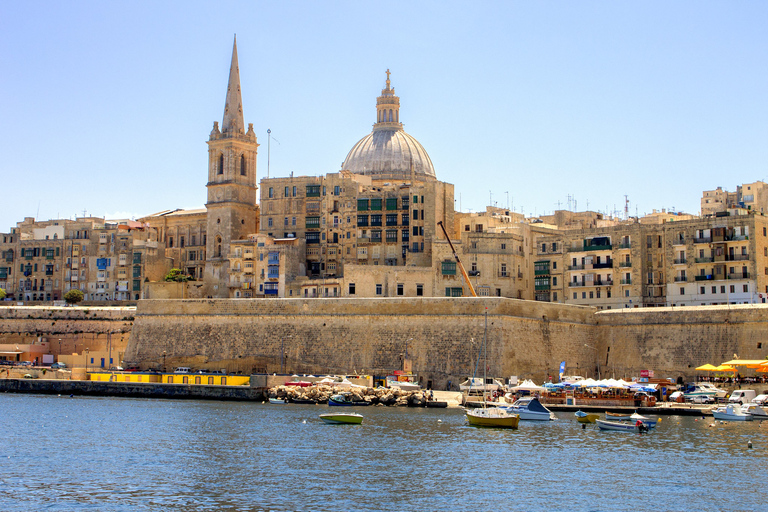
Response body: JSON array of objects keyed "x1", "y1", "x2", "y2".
[
  {"x1": 395, "y1": 110, "x2": 398, "y2": 122},
  {"x1": 216, "y1": 236, "x2": 222, "y2": 257},
  {"x1": 240, "y1": 154, "x2": 246, "y2": 176},
  {"x1": 218, "y1": 153, "x2": 224, "y2": 175},
  {"x1": 389, "y1": 109, "x2": 393, "y2": 122}
]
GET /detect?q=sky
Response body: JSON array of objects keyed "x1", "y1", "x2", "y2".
[{"x1": 1, "y1": 1, "x2": 766, "y2": 232}]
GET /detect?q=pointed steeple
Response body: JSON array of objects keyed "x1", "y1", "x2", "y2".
[{"x1": 222, "y1": 35, "x2": 244, "y2": 134}]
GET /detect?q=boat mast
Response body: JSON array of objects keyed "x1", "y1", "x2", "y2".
[{"x1": 483, "y1": 309, "x2": 487, "y2": 408}]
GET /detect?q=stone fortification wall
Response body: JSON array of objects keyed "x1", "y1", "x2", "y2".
[
  {"x1": 596, "y1": 304, "x2": 768, "y2": 382},
  {"x1": 126, "y1": 298, "x2": 598, "y2": 385},
  {"x1": 0, "y1": 306, "x2": 134, "y2": 354}
]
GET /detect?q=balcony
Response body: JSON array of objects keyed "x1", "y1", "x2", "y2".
[
  {"x1": 244, "y1": 252, "x2": 254, "y2": 259},
  {"x1": 727, "y1": 272, "x2": 750, "y2": 280},
  {"x1": 694, "y1": 275, "x2": 713, "y2": 281},
  {"x1": 617, "y1": 242, "x2": 631, "y2": 249},
  {"x1": 673, "y1": 239, "x2": 686, "y2": 246},
  {"x1": 583, "y1": 243, "x2": 612, "y2": 251},
  {"x1": 267, "y1": 273, "x2": 280, "y2": 280},
  {"x1": 726, "y1": 254, "x2": 749, "y2": 261},
  {"x1": 695, "y1": 257, "x2": 713, "y2": 263},
  {"x1": 620, "y1": 279, "x2": 631, "y2": 285},
  {"x1": 498, "y1": 272, "x2": 509, "y2": 278},
  {"x1": 593, "y1": 262, "x2": 613, "y2": 269},
  {"x1": 534, "y1": 269, "x2": 550, "y2": 276},
  {"x1": 673, "y1": 258, "x2": 687, "y2": 265},
  {"x1": 674, "y1": 276, "x2": 688, "y2": 282},
  {"x1": 618, "y1": 262, "x2": 632, "y2": 268},
  {"x1": 568, "y1": 281, "x2": 586, "y2": 287},
  {"x1": 694, "y1": 237, "x2": 712, "y2": 244},
  {"x1": 535, "y1": 284, "x2": 551, "y2": 291},
  {"x1": 568, "y1": 264, "x2": 584, "y2": 271}
]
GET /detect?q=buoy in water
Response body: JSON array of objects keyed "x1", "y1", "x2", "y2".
[
  {"x1": 748, "y1": 441, "x2": 753, "y2": 449},
  {"x1": 582, "y1": 423, "x2": 586, "y2": 430}
]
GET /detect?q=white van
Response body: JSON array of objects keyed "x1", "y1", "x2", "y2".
[
  {"x1": 728, "y1": 389, "x2": 756, "y2": 404},
  {"x1": 174, "y1": 367, "x2": 191, "y2": 374}
]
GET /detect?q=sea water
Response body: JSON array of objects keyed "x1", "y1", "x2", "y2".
[{"x1": 0, "y1": 393, "x2": 764, "y2": 511}]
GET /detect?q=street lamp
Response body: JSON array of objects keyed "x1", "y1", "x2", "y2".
[
  {"x1": 85, "y1": 348, "x2": 90, "y2": 374},
  {"x1": 584, "y1": 344, "x2": 600, "y2": 380},
  {"x1": 162, "y1": 350, "x2": 167, "y2": 373}
]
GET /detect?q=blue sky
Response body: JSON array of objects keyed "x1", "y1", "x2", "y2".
[{"x1": 1, "y1": 1, "x2": 766, "y2": 231}]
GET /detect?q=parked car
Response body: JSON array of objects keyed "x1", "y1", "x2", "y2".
[
  {"x1": 0, "y1": 360, "x2": 14, "y2": 366},
  {"x1": 18, "y1": 361, "x2": 33, "y2": 367},
  {"x1": 728, "y1": 390, "x2": 757, "y2": 404},
  {"x1": 752, "y1": 394, "x2": 768, "y2": 405},
  {"x1": 689, "y1": 395, "x2": 715, "y2": 404},
  {"x1": 50, "y1": 362, "x2": 67, "y2": 369}
]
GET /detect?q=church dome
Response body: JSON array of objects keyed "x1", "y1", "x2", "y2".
[{"x1": 342, "y1": 71, "x2": 436, "y2": 181}]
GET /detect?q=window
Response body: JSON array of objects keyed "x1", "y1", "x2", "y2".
[
  {"x1": 371, "y1": 214, "x2": 382, "y2": 226},
  {"x1": 357, "y1": 215, "x2": 369, "y2": 227},
  {"x1": 376, "y1": 284, "x2": 382, "y2": 295},
  {"x1": 445, "y1": 287, "x2": 463, "y2": 297},
  {"x1": 348, "y1": 283, "x2": 355, "y2": 295},
  {"x1": 386, "y1": 214, "x2": 398, "y2": 226},
  {"x1": 552, "y1": 277, "x2": 557, "y2": 286},
  {"x1": 269, "y1": 187, "x2": 274, "y2": 198},
  {"x1": 370, "y1": 198, "x2": 382, "y2": 210},
  {"x1": 624, "y1": 290, "x2": 629, "y2": 297},
  {"x1": 386, "y1": 198, "x2": 398, "y2": 210},
  {"x1": 700, "y1": 286, "x2": 705, "y2": 294},
  {"x1": 730, "y1": 285, "x2": 735, "y2": 293},
  {"x1": 680, "y1": 287, "x2": 685, "y2": 295},
  {"x1": 292, "y1": 186, "x2": 297, "y2": 197},
  {"x1": 334, "y1": 185, "x2": 340, "y2": 195},
  {"x1": 386, "y1": 230, "x2": 398, "y2": 243},
  {"x1": 357, "y1": 199, "x2": 369, "y2": 211},
  {"x1": 397, "y1": 284, "x2": 404, "y2": 296},
  {"x1": 416, "y1": 284, "x2": 423, "y2": 296},
  {"x1": 268, "y1": 218, "x2": 273, "y2": 228},
  {"x1": 240, "y1": 154, "x2": 246, "y2": 175},
  {"x1": 441, "y1": 261, "x2": 457, "y2": 275},
  {"x1": 306, "y1": 185, "x2": 320, "y2": 197},
  {"x1": 711, "y1": 286, "x2": 716, "y2": 294},
  {"x1": 218, "y1": 153, "x2": 224, "y2": 175},
  {"x1": 284, "y1": 186, "x2": 290, "y2": 197},
  {"x1": 743, "y1": 284, "x2": 749, "y2": 292}
]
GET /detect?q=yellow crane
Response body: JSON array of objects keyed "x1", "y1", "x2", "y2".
[{"x1": 437, "y1": 221, "x2": 477, "y2": 297}]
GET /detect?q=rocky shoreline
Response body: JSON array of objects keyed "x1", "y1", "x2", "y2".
[{"x1": 268, "y1": 384, "x2": 435, "y2": 406}]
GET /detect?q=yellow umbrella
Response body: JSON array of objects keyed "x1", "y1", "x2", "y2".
[
  {"x1": 714, "y1": 365, "x2": 736, "y2": 372},
  {"x1": 695, "y1": 364, "x2": 719, "y2": 371},
  {"x1": 720, "y1": 359, "x2": 768, "y2": 366}
]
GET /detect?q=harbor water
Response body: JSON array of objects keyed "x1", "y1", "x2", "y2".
[{"x1": 1, "y1": 393, "x2": 766, "y2": 511}]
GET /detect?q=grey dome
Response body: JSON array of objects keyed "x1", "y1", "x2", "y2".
[{"x1": 342, "y1": 128, "x2": 436, "y2": 181}]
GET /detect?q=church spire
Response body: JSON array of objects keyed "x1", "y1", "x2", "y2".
[{"x1": 222, "y1": 35, "x2": 244, "y2": 134}]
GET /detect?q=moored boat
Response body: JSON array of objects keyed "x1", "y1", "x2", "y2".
[
  {"x1": 742, "y1": 403, "x2": 768, "y2": 419},
  {"x1": 575, "y1": 410, "x2": 600, "y2": 424},
  {"x1": 466, "y1": 407, "x2": 520, "y2": 429},
  {"x1": 268, "y1": 397, "x2": 286, "y2": 404},
  {"x1": 630, "y1": 412, "x2": 659, "y2": 429},
  {"x1": 596, "y1": 419, "x2": 647, "y2": 432},
  {"x1": 498, "y1": 397, "x2": 555, "y2": 421},
  {"x1": 605, "y1": 411, "x2": 633, "y2": 421},
  {"x1": 328, "y1": 393, "x2": 371, "y2": 406},
  {"x1": 319, "y1": 413, "x2": 364, "y2": 425},
  {"x1": 712, "y1": 404, "x2": 752, "y2": 421}
]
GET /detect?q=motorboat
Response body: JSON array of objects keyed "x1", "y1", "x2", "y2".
[
  {"x1": 630, "y1": 412, "x2": 659, "y2": 429},
  {"x1": 319, "y1": 413, "x2": 363, "y2": 425},
  {"x1": 328, "y1": 393, "x2": 371, "y2": 406},
  {"x1": 682, "y1": 383, "x2": 726, "y2": 401},
  {"x1": 268, "y1": 398, "x2": 286, "y2": 404},
  {"x1": 574, "y1": 410, "x2": 600, "y2": 424},
  {"x1": 605, "y1": 411, "x2": 633, "y2": 421},
  {"x1": 385, "y1": 375, "x2": 421, "y2": 391},
  {"x1": 596, "y1": 419, "x2": 648, "y2": 433},
  {"x1": 466, "y1": 407, "x2": 520, "y2": 429},
  {"x1": 741, "y1": 403, "x2": 768, "y2": 420},
  {"x1": 712, "y1": 404, "x2": 752, "y2": 421},
  {"x1": 498, "y1": 397, "x2": 555, "y2": 421}
]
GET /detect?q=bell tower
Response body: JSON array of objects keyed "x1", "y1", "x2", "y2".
[{"x1": 204, "y1": 36, "x2": 259, "y2": 297}]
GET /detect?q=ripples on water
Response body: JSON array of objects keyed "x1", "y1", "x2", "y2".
[{"x1": 0, "y1": 394, "x2": 766, "y2": 511}]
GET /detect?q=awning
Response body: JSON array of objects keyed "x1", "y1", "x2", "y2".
[
  {"x1": 721, "y1": 359, "x2": 768, "y2": 366},
  {"x1": 0, "y1": 351, "x2": 22, "y2": 355}
]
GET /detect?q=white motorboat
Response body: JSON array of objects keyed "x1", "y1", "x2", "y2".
[
  {"x1": 460, "y1": 377, "x2": 505, "y2": 393},
  {"x1": 683, "y1": 383, "x2": 726, "y2": 401},
  {"x1": 498, "y1": 397, "x2": 554, "y2": 421},
  {"x1": 712, "y1": 404, "x2": 752, "y2": 421},
  {"x1": 741, "y1": 403, "x2": 768, "y2": 420}
]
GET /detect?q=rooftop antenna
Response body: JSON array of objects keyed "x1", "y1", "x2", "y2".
[
  {"x1": 489, "y1": 190, "x2": 492, "y2": 208},
  {"x1": 556, "y1": 200, "x2": 562, "y2": 210},
  {"x1": 624, "y1": 195, "x2": 629, "y2": 220},
  {"x1": 505, "y1": 191, "x2": 509, "y2": 210}
]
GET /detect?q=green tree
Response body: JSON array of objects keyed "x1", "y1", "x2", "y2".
[
  {"x1": 164, "y1": 268, "x2": 194, "y2": 282},
  {"x1": 64, "y1": 289, "x2": 84, "y2": 304},
  {"x1": 0, "y1": 288, "x2": 6, "y2": 300}
]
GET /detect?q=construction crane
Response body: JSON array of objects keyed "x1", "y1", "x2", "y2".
[{"x1": 437, "y1": 221, "x2": 477, "y2": 297}]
